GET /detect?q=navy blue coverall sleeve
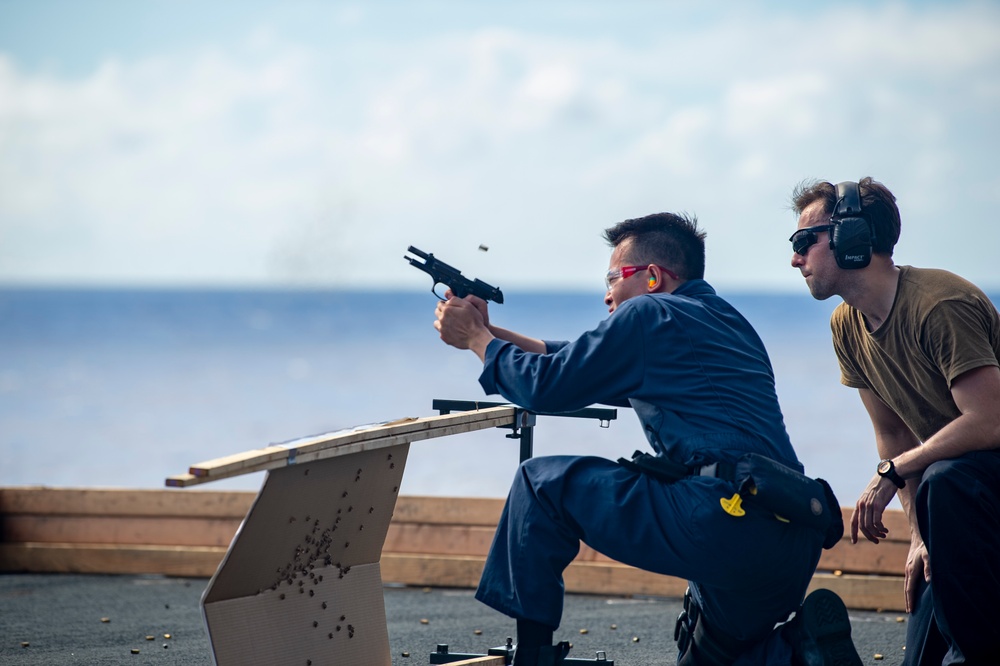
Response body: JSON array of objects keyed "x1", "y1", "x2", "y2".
[{"x1": 478, "y1": 302, "x2": 646, "y2": 414}]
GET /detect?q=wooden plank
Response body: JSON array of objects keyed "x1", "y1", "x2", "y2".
[
  {"x1": 383, "y1": 524, "x2": 617, "y2": 564},
  {"x1": 0, "y1": 543, "x2": 226, "y2": 577},
  {"x1": 809, "y1": 573, "x2": 905, "y2": 612},
  {"x1": 445, "y1": 658, "x2": 506, "y2": 666},
  {"x1": 815, "y1": 507, "x2": 909, "y2": 576},
  {"x1": 171, "y1": 421, "x2": 513, "y2": 489},
  {"x1": 178, "y1": 457, "x2": 286, "y2": 486},
  {"x1": 391, "y1": 496, "x2": 505, "y2": 526},
  {"x1": 184, "y1": 408, "x2": 515, "y2": 480},
  {"x1": 381, "y1": 553, "x2": 487, "y2": 589},
  {"x1": 167, "y1": 412, "x2": 516, "y2": 488},
  {"x1": 837, "y1": 507, "x2": 909, "y2": 539},
  {"x1": 1, "y1": 515, "x2": 242, "y2": 548},
  {"x1": 818, "y1": 537, "x2": 908, "y2": 575},
  {"x1": 165, "y1": 473, "x2": 203, "y2": 488},
  {"x1": 563, "y1": 560, "x2": 689, "y2": 598},
  {"x1": 0, "y1": 487, "x2": 255, "y2": 518},
  {"x1": 379, "y1": 553, "x2": 689, "y2": 599},
  {"x1": 291, "y1": 419, "x2": 515, "y2": 464},
  {"x1": 183, "y1": 415, "x2": 424, "y2": 477},
  {"x1": 0, "y1": 516, "x2": 625, "y2": 565},
  {"x1": 384, "y1": 523, "x2": 496, "y2": 557}
]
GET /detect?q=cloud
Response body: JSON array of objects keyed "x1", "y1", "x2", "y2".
[{"x1": 1, "y1": 1, "x2": 998, "y2": 290}]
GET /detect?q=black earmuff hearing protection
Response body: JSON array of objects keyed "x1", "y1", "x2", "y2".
[{"x1": 830, "y1": 181, "x2": 875, "y2": 269}]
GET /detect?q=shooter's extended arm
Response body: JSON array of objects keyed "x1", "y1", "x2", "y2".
[{"x1": 404, "y1": 246, "x2": 504, "y2": 304}]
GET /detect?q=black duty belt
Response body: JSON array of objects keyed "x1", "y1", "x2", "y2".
[
  {"x1": 617, "y1": 450, "x2": 844, "y2": 550},
  {"x1": 617, "y1": 450, "x2": 736, "y2": 483}
]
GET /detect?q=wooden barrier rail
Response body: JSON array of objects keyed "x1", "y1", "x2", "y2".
[{"x1": 0, "y1": 487, "x2": 909, "y2": 611}]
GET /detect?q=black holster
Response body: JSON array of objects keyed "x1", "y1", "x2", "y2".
[{"x1": 617, "y1": 450, "x2": 691, "y2": 483}]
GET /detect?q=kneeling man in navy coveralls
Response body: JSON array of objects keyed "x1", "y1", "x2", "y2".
[{"x1": 433, "y1": 213, "x2": 862, "y2": 666}]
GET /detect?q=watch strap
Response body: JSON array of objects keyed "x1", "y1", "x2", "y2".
[{"x1": 878, "y1": 459, "x2": 906, "y2": 489}]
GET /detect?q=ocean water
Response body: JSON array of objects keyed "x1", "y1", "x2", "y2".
[{"x1": 0, "y1": 287, "x2": 921, "y2": 507}]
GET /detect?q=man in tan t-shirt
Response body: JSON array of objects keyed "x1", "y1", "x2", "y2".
[{"x1": 789, "y1": 177, "x2": 1000, "y2": 665}]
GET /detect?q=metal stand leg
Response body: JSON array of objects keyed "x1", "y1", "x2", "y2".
[{"x1": 427, "y1": 399, "x2": 619, "y2": 665}]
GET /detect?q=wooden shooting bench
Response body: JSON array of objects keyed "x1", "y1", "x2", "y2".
[{"x1": 0, "y1": 403, "x2": 910, "y2": 665}]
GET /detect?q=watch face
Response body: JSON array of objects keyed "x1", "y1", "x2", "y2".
[{"x1": 878, "y1": 460, "x2": 892, "y2": 475}]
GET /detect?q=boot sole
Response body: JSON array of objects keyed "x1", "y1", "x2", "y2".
[{"x1": 798, "y1": 589, "x2": 863, "y2": 666}]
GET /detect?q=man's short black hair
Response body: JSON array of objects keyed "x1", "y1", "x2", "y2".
[{"x1": 603, "y1": 212, "x2": 706, "y2": 280}]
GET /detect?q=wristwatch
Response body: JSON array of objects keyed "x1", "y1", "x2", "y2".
[{"x1": 877, "y1": 459, "x2": 906, "y2": 489}]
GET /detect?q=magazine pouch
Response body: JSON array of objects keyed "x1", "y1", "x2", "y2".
[{"x1": 735, "y1": 453, "x2": 844, "y2": 549}]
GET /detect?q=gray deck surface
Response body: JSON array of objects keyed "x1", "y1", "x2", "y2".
[{"x1": 1, "y1": 574, "x2": 908, "y2": 665}]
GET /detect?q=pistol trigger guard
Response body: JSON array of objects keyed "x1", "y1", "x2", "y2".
[{"x1": 432, "y1": 283, "x2": 447, "y2": 301}]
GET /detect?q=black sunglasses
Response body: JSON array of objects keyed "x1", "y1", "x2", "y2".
[{"x1": 789, "y1": 224, "x2": 834, "y2": 256}]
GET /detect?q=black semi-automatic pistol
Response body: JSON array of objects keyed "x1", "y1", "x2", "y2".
[{"x1": 404, "y1": 246, "x2": 504, "y2": 304}]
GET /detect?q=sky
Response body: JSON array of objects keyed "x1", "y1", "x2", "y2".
[{"x1": 1, "y1": 0, "x2": 998, "y2": 293}]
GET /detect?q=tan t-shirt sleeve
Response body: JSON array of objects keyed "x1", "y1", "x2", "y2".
[{"x1": 831, "y1": 304, "x2": 869, "y2": 389}]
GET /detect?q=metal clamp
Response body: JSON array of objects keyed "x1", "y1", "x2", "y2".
[{"x1": 432, "y1": 399, "x2": 618, "y2": 463}]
